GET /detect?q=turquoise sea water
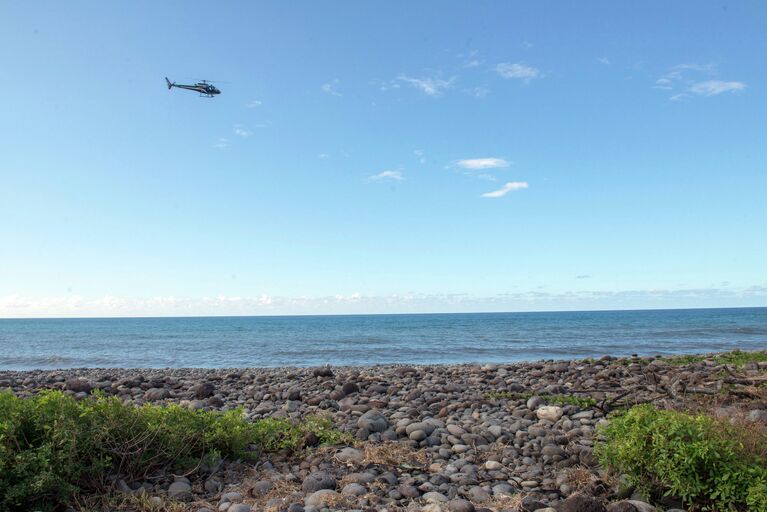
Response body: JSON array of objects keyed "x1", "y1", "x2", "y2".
[{"x1": 0, "y1": 308, "x2": 765, "y2": 370}]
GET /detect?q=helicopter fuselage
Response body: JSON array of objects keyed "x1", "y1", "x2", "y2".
[{"x1": 166, "y1": 78, "x2": 220, "y2": 97}]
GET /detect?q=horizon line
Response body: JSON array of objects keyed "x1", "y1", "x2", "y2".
[{"x1": 1, "y1": 304, "x2": 764, "y2": 321}]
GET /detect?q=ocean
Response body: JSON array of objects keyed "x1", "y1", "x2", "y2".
[{"x1": 0, "y1": 307, "x2": 765, "y2": 370}]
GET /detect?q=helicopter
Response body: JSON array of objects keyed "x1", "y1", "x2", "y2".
[{"x1": 165, "y1": 77, "x2": 221, "y2": 97}]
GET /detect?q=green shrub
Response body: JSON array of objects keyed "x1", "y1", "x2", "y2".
[
  {"x1": 664, "y1": 349, "x2": 767, "y2": 368},
  {"x1": 596, "y1": 404, "x2": 767, "y2": 511},
  {"x1": 0, "y1": 390, "x2": 344, "y2": 511}
]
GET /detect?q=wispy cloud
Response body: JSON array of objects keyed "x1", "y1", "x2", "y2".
[
  {"x1": 414, "y1": 149, "x2": 426, "y2": 164},
  {"x1": 233, "y1": 125, "x2": 253, "y2": 138},
  {"x1": 321, "y1": 79, "x2": 342, "y2": 96},
  {"x1": 689, "y1": 80, "x2": 746, "y2": 96},
  {"x1": 318, "y1": 153, "x2": 329, "y2": 159},
  {"x1": 576, "y1": 274, "x2": 592, "y2": 279},
  {"x1": 653, "y1": 63, "x2": 745, "y2": 100},
  {"x1": 245, "y1": 99, "x2": 262, "y2": 108},
  {"x1": 481, "y1": 181, "x2": 528, "y2": 198},
  {"x1": 396, "y1": 75, "x2": 456, "y2": 96},
  {"x1": 213, "y1": 138, "x2": 229, "y2": 149},
  {"x1": 495, "y1": 62, "x2": 540, "y2": 82},
  {"x1": 598, "y1": 57, "x2": 610, "y2": 65},
  {"x1": 457, "y1": 158, "x2": 510, "y2": 170},
  {"x1": 466, "y1": 86, "x2": 490, "y2": 98},
  {"x1": 370, "y1": 170, "x2": 404, "y2": 181}
]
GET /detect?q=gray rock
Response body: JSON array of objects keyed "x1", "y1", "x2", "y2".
[
  {"x1": 342, "y1": 483, "x2": 366, "y2": 496},
  {"x1": 304, "y1": 489, "x2": 340, "y2": 507},
  {"x1": 167, "y1": 481, "x2": 192, "y2": 501},
  {"x1": 342, "y1": 382, "x2": 359, "y2": 394},
  {"x1": 336, "y1": 447, "x2": 364, "y2": 464},
  {"x1": 448, "y1": 498, "x2": 475, "y2": 512},
  {"x1": 219, "y1": 491, "x2": 244, "y2": 504},
  {"x1": 558, "y1": 494, "x2": 607, "y2": 512},
  {"x1": 145, "y1": 387, "x2": 171, "y2": 400},
  {"x1": 191, "y1": 382, "x2": 215, "y2": 398},
  {"x1": 399, "y1": 484, "x2": 420, "y2": 498},
  {"x1": 466, "y1": 486, "x2": 490, "y2": 503},
  {"x1": 65, "y1": 378, "x2": 92, "y2": 393},
  {"x1": 423, "y1": 491, "x2": 449, "y2": 503},
  {"x1": 204, "y1": 478, "x2": 222, "y2": 493},
  {"x1": 227, "y1": 505, "x2": 252, "y2": 512},
  {"x1": 250, "y1": 480, "x2": 273, "y2": 496},
  {"x1": 302, "y1": 471, "x2": 336, "y2": 493},
  {"x1": 620, "y1": 501, "x2": 657, "y2": 512},
  {"x1": 357, "y1": 409, "x2": 389, "y2": 432},
  {"x1": 527, "y1": 396, "x2": 543, "y2": 410},
  {"x1": 313, "y1": 367, "x2": 333, "y2": 377}
]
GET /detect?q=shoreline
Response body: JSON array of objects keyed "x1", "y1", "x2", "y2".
[{"x1": 2, "y1": 350, "x2": 766, "y2": 511}]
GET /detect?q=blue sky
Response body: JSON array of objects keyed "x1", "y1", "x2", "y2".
[{"x1": 1, "y1": 1, "x2": 766, "y2": 317}]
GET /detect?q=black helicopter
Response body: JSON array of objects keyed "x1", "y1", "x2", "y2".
[{"x1": 165, "y1": 77, "x2": 221, "y2": 97}]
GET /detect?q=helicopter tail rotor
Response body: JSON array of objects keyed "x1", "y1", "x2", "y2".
[{"x1": 165, "y1": 77, "x2": 174, "y2": 90}]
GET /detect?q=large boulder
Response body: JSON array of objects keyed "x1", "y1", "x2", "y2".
[
  {"x1": 190, "y1": 382, "x2": 215, "y2": 399},
  {"x1": 357, "y1": 409, "x2": 389, "y2": 432},
  {"x1": 65, "y1": 378, "x2": 92, "y2": 393}
]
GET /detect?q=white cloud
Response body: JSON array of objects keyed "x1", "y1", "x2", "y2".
[
  {"x1": 213, "y1": 138, "x2": 229, "y2": 149},
  {"x1": 653, "y1": 64, "x2": 745, "y2": 99},
  {"x1": 245, "y1": 100, "x2": 262, "y2": 108},
  {"x1": 456, "y1": 158, "x2": 510, "y2": 170},
  {"x1": 466, "y1": 86, "x2": 490, "y2": 98},
  {"x1": 598, "y1": 57, "x2": 611, "y2": 65},
  {"x1": 672, "y1": 63, "x2": 716, "y2": 73},
  {"x1": 689, "y1": 80, "x2": 746, "y2": 96},
  {"x1": 321, "y1": 79, "x2": 342, "y2": 96},
  {"x1": 414, "y1": 149, "x2": 426, "y2": 164},
  {"x1": 318, "y1": 153, "x2": 329, "y2": 159},
  {"x1": 233, "y1": 125, "x2": 253, "y2": 138},
  {"x1": 481, "y1": 181, "x2": 528, "y2": 198},
  {"x1": 3, "y1": 284, "x2": 766, "y2": 317},
  {"x1": 397, "y1": 75, "x2": 456, "y2": 96},
  {"x1": 370, "y1": 170, "x2": 404, "y2": 181},
  {"x1": 495, "y1": 62, "x2": 540, "y2": 82}
]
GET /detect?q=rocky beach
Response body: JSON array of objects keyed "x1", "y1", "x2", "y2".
[{"x1": 2, "y1": 351, "x2": 766, "y2": 512}]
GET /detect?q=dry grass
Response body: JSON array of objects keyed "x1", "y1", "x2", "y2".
[
  {"x1": 240, "y1": 473, "x2": 302, "y2": 511},
  {"x1": 475, "y1": 440, "x2": 512, "y2": 467},
  {"x1": 484, "y1": 492, "x2": 523, "y2": 512},
  {"x1": 564, "y1": 466, "x2": 598, "y2": 493},
  {"x1": 75, "y1": 492, "x2": 211, "y2": 512},
  {"x1": 361, "y1": 441, "x2": 428, "y2": 468}
]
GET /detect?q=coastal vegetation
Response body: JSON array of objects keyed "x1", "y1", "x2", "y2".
[
  {"x1": 0, "y1": 352, "x2": 765, "y2": 511},
  {"x1": 663, "y1": 349, "x2": 767, "y2": 368},
  {"x1": 487, "y1": 390, "x2": 598, "y2": 408},
  {"x1": 596, "y1": 404, "x2": 767, "y2": 511},
  {"x1": 0, "y1": 390, "x2": 344, "y2": 511}
]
